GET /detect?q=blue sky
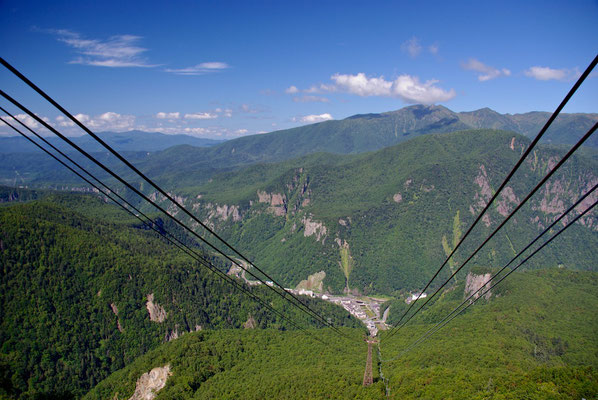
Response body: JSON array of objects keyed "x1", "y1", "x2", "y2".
[{"x1": 1, "y1": 0, "x2": 596, "y2": 139}]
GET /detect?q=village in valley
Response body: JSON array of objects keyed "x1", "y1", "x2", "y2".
[{"x1": 227, "y1": 260, "x2": 428, "y2": 336}]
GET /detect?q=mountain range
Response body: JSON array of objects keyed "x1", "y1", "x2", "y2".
[
  {"x1": 1, "y1": 105, "x2": 596, "y2": 189},
  {"x1": 0, "y1": 130, "x2": 223, "y2": 154},
  {"x1": 144, "y1": 129, "x2": 597, "y2": 295},
  {"x1": 1, "y1": 103, "x2": 597, "y2": 399}
]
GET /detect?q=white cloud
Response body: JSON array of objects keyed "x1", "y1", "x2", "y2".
[
  {"x1": 14, "y1": 114, "x2": 41, "y2": 129},
  {"x1": 293, "y1": 113, "x2": 334, "y2": 123},
  {"x1": 329, "y1": 73, "x2": 455, "y2": 104},
  {"x1": 292, "y1": 95, "x2": 330, "y2": 103},
  {"x1": 74, "y1": 113, "x2": 90, "y2": 123},
  {"x1": 165, "y1": 62, "x2": 230, "y2": 75},
  {"x1": 52, "y1": 29, "x2": 156, "y2": 68},
  {"x1": 428, "y1": 44, "x2": 439, "y2": 55},
  {"x1": 156, "y1": 112, "x2": 180, "y2": 119},
  {"x1": 197, "y1": 62, "x2": 228, "y2": 69},
  {"x1": 285, "y1": 85, "x2": 299, "y2": 94},
  {"x1": 214, "y1": 108, "x2": 233, "y2": 117},
  {"x1": 392, "y1": 75, "x2": 456, "y2": 103},
  {"x1": 304, "y1": 85, "x2": 326, "y2": 93},
  {"x1": 184, "y1": 112, "x2": 218, "y2": 120},
  {"x1": 86, "y1": 112, "x2": 136, "y2": 131},
  {"x1": 401, "y1": 37, "x2": 422, "y2": 58},
  {"x1": 183, "y1": 127, "x2": 209, "y2": 135},
  {"x1": 462, "y1": 58, "x2": 511, "y2": 81},
  {"x1": 56, "y1": 115, "x2": 74, "y2": 127},
  {"x1": 239, "y1": 104, "x2": 264, "y2": 114},
  {"x1": 58, "y1": 112, "x2": 133, "y2": 132},
  {"x1": 331, "y1": 73, "x2": 392, "y2": 96},
  {"x1": 235, "y1": 129, "x2": 248, "y2": 134},
  {"x1": 524, "y1": 66, "x2": 573, "y2": 81}
]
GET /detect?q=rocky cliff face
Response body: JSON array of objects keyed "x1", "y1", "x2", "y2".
[
  {"x1": 128, "y1": 365, "x2": 171, "y2": 400},
  {"x1": 464, "y1": 272, "x2": 493, "y2": 300},
  {"x1": 137, "y1": 131, "x2": 597, "y2": 295},
  {"x1": 146, "y1": 293, "x2": 167, "y2": 323}
]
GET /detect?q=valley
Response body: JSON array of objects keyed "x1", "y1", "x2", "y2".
[
  {"x1": 227, "y1": 259, "x2": 388, "y2": 335},
  {"x1": 2, "y1": 3, "x2": 596, "y2": 398},
  {"x1": 1, "y1": 109, "x2": 596, "y2": 400},
  {"x1": 138, "y1": 129, "x2": 598, "y2": 297}
]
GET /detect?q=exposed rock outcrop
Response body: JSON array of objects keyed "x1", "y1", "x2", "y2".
[
  {"x1": 205, "y1": 203, "x2": 242, "y2": 221},
  {"x1": 295, "y1": 271, "x2": 326, "y2": 292},
  {"x1": 302, "y1": 215, "x2": 327, "y2": 242},
  {"x1": 496, "y1": 186, "x2": 520, "y2": 217},
  {"x1": 243, "y1": 315, "x2": 257, "y2": 329},
  {"x1": 128, "y1": 365, "x2": 171, "y2": 400},
  {"x1": 146, "y1": 293, "x2": 167, "y2": 323},
  {"x1": 472, "y1": 165, "x2": 493, "y2": 226},
  {"x1": 257, "y1": 190, "x2": 287, "y2": 216},
  {"x1": 464, "y1": 272, "x2": 492, "y2": 301}
]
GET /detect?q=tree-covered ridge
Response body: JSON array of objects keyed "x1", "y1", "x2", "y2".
[
  {"x1": 0, "y1": 198, "x2": 360, "y2": 399},
  {"x1": 379, "y1": 268, "x2": 598, "y2": 399},
  {"x1": 87, "y1": 268, "x2": 598, "y2": 399},
  {"x1": 145, "y1": 130, "x2": 598, "y2": 295},
  {"x1": 85, "y1": 328, "x2": 383, "y2": 400},
  {"x1": 2, "y1": 105, "x2": 597, "y2": 190}
]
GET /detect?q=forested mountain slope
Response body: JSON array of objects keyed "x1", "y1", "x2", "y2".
[
  {"x1": 131, "y1": 105, "x2": 597, "y2": 188},
  {"x1": 145, "y1": 129, "x2": 598, "y2": 295},
  {"x1": 2, "y1": 105, "x2": 596, "y2": 189},
  {"x1": 86, "y1": 268, "x2": 598, "y2": 399},
  {"x1": 0, "y1": 195, "x2": 359, "y2": 399},
  {"x1": 379, "y1": 268, "x2": 598, "y2": 399},
  {"x1": 0, "y1": 130, "x2": 223, "y2": 154}
]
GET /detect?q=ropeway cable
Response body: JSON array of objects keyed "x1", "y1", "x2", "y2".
[
  {"x1": 0, "y1": 89, "x2": 350, "y2": 339},
  {"x1": 380, "y1": 196, "x2": 597, "y2": 362},
  {"x1": 0, "y1": 56, "x2": 346, "y2": 337},
  {"x1": 384, "y1": 120, "x2": 597, "y2": 340},
  {"x1": 0, "y1": 112, "x2": 339, "y2": 345},
  {"x1": 386, "y1": 54, "x2": 598, "y2": 334}
]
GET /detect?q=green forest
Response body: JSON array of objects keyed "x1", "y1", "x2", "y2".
[
  {"x1": 141, "y1": 130, "x2": 598, "y2": 294},
  {"x1": 86, "y1": 268, "x2": 598, "y2": 399},
  {"x1": 0, "y1": 195, "x2": 360, "y2": 399},
  {"x1": 0, "y1": 127, "x2": 596, "y2": 399}
]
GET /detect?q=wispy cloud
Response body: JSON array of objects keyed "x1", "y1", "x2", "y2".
[
  {"x1": 292, "y1": 95, "x2": 330, "y2": 103},
  {"x1": 156, "y1": 112, "x2": 180, "y2": 119},
  {"x1": 165, "y1": 62, "x2": 230, "y2": 75},
  {"x1": 401, "y1": 37, "x2": 439, "y2": 58},
  {"x1": 524, "y1": 66, "x2": 578, "y2": 81},
  {"x1": 462, "y1": 58, "x2": 511, "y2": 81},
  {"x1": 285, "y1": 86, "x2": 299, "y2": 94},
  {"x1": 401, "y1": 37, "x2": 422, "y2": 58},
  {"x1": 293, "y1": 113, "x2": 334, "y2": 123},
  {"x1": 184, "y1": 112, "x2": 218, "y2": 120},
  {"x1": 50, "y1": 29, "x2": 157, "y2": 68},
  {"x1": 461, "y1": 58, "x2": 511, "y2": 82}
]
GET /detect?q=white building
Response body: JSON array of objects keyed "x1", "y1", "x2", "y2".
[{"x1": 406, "y1": 292, "x2": 427, "y2": 304}]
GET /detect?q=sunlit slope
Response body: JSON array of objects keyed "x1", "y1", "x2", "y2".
[
  {"x1": 379, "y1": 268, "x2": 598, "y2": 399},
  {"x1": 0, "y1": 196, "x2": 360, "y2": 399},
  {"x1": 86, "y1": 268, "x2": 598, "y2": 400},
  {"x1": 84, "y1": 328, "x2": 384, "y2": 400},
  {"x1": 151, "y1": 129, "x2": 598, "y2": 294}
]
